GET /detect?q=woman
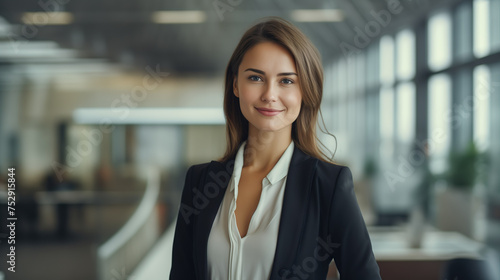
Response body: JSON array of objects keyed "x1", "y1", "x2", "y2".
[{"x1": 170, "y1": 17, "x2": 381, "y2": 280}]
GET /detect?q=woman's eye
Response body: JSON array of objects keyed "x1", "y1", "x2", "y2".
[
  {"x1": 281, "y1": 78, "x2": 294, "y2": 85},
  {"x1": 249, "y1": 75, "x2": 262, "y2": 82}
]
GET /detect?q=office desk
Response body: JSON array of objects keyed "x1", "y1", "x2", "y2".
[
  {"x1": 369, "y1": 227, "x2": 484, "y2": 280},
  {"x1": 35, "y1": 190, "x2": 143, "y2": 237}
]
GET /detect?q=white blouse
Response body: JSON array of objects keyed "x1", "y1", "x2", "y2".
[{"x1": 207, "y1": 139, "x2": 295, "y2": 280}]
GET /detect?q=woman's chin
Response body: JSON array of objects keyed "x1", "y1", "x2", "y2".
[{"x1": 250, "y1": 123, "x2": 290, "y2": 134}]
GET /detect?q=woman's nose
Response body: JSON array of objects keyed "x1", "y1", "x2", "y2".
[{"x1": 261, "y1": 83, "x2": 277, "y2": 103}]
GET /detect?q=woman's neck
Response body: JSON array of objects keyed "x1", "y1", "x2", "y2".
[{"x1": 243, "y1": 125, "x2": 292, "y2": 173}]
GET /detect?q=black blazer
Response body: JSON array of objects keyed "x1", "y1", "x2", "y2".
[{"x1": 170, "y1": 144, "x2": 381, "y2": 280}]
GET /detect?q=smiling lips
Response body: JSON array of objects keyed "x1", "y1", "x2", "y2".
[{"x1": 256, "y1": 107, "x2": 284, "y2": 116}]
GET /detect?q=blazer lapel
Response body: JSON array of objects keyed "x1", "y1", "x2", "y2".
[
  {"x1": 193, "y1": 158, "x2": 234, "y2": 280},
  {"x1": 269, "y1": 146, "x2": 318, "y2": 278}
]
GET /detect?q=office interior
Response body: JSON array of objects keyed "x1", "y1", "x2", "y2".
[{"x1": 0, "y1": 0, "x2": 499, "y2": 279}]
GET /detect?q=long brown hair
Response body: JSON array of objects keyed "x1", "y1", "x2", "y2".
[{"x1": 218, "y1": 16, "x2": 336, "y2": 163}]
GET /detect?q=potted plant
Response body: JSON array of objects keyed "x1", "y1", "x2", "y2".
[
  {"x1": 435, "y1": 142, "x2": 487, "y2": 239},
  {"x1": 446, "y1": 142, "x2": 482, "y2": 188}
]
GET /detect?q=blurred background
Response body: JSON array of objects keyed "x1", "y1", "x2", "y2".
[{"x1": 0, "y1": 0, "x2": 499, "y2": 279}]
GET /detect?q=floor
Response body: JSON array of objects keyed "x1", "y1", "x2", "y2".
[
  {"x1": 0, "y1": 202, "x2": 138, "y2": 280},
  {"x1": 0, "y1": 232, "x2": 96, "y2": 280}
]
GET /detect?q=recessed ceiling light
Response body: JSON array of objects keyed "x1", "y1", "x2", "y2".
[
  {"x1": 21, "y1": 12, "x2": 74, "y2": 25},
  {"x1": 291, "y1": 9, "x2": 344, "y2": 22},
  {"x1": 151, "y1": 11, "x2": 206, "y2": 24}
]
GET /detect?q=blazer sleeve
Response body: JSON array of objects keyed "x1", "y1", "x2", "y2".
[
  {"x1": 329, "y1": 166, "x2": 381, "y2": 280},
  {"x1": 169, "y1": 166, "x2": 197, "y2": 280}
]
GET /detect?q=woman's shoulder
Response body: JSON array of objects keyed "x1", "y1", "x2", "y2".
[
  {"x1": 185, "y1": 159, "x2": 233, "y2": 182},
  {"x1": 315, "y1": 159, "x2": 352, "y2": 180},
  {"x1": 313, "y1": 159, "x2": 355, "y2": 199},
  {"x1": 182, "y1": 162, "x2": 211, "y2": 183},
  {"x1": 294, "y1": 146, "x2": 350, "y2": 174},
  {"x1": 187, "y1": 158, "x2": 233, "y2": 173},
  {"x1": 187, "y1": 162, "x2": 212, "y2": 173}
]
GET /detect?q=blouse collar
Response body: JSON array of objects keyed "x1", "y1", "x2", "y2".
[{"x1": 229, "y1": 139, "x2": 295, "y2": 192}]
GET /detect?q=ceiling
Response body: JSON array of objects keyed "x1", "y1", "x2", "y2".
[{"x1": 0, "y1": 0, "x2": 460, "y2": 75}]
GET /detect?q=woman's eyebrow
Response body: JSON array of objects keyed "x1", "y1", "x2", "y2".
[{"x1": 244, "y1": 68, "x2": 297, "y2": 76}]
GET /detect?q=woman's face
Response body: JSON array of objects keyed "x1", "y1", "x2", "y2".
[{"x1": 233, "y1": 41, "x2": 302, "y2": 134}]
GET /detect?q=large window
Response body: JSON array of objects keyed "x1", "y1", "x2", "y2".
[
  {"x1": 380, "y1": 87, "x2": 394, "y2": 160},
  {"x1": 323, "y1": 0, "x2": 500, "y2": 222},
  {"x1": 379, "y1": 35, "x2": 395, "y2": 161},
  {"x1": 428, "y1": 74, "x2": 452, "y2": 173},
  {"x1": 428, "y1": 12, "x2": 452, "y2": 71},
  {"x1": 395, "y1": 28, "x2": 416, "y2": 153},
  {"x1": 473, "y1": 0, "x2": 490, "y2": 58},
  {"x1": 473, "y1": 65, "x2": 490, "y2": 151},
  {"x1": 396, "y1": 82, "x2": 416, "y2": 145},
  {"x1": 337, "y1": 58, "x2": 347, "y2": 133},
  {"x1": 379, "y1": 35, "x2": 395, "y2": 86},
  {"x1": 396, "y1": 29, "x2": 415, "y2": 81}
]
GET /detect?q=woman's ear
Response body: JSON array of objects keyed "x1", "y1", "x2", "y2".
[{"x1": 233, "y1": 77, "x2": 239, "y2": 98}]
